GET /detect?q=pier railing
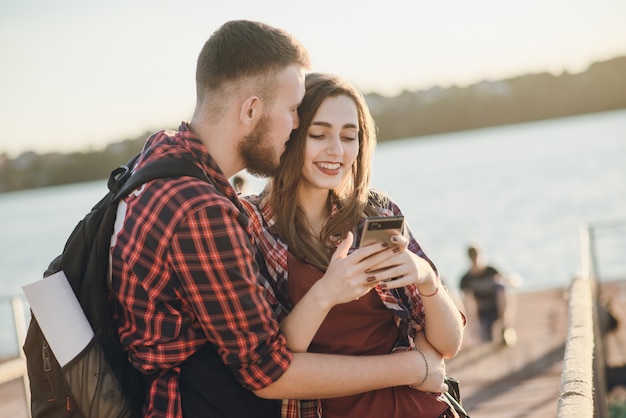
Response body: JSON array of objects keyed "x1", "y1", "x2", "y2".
[
  {"x1": 557, "y1": 219, "x2": 626, "y2": 417},
  {"x1": 0, "y1": 295, "x2": 30, "y2": 418}
]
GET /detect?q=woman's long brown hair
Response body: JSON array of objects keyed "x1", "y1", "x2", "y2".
[{"x1": 266, "y1": 73, "x2": 382, "y2": 270}]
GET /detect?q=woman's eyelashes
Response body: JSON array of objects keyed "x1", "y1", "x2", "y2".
[{"x1": 307, "y1": 131, "x2": 358, "y2": 141}]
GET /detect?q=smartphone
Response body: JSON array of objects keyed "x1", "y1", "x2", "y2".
[{"x1": 358, "y1": 216, "x2": 405, "y2": 248}]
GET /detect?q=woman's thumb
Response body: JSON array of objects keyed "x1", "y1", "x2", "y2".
[{"x1": 331, "y1": 231, "x2": 353, "y2": 261}]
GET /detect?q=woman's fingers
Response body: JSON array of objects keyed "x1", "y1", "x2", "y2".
[
  {"x1": 365, "y1": 249, "x2": 438, "y2": 289},
  {"x1": 360, "y1": 251, "x2": 414, "y2": 283},
  {"x1": 324, "y1": 232, "x2": 426, "y2": 301},
  {"x1": 390, "y1": 234, "x2": 409, "y2": 251}
]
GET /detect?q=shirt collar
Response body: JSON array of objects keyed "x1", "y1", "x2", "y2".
[{"x1": 177, "y1": 121, "x2": 242, "y2": 209}]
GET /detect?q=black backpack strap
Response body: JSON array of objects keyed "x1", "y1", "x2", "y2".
[
  {"x1": 111, "y1": 157, "x2": 211, "y2": 200},
  {"x1": 108, "y1": 152, "x2": 141, "y2": 194}
]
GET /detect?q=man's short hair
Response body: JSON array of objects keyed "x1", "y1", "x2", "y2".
[{"x1": 196, "y1": 20, "x2": 310, "y2": 102}]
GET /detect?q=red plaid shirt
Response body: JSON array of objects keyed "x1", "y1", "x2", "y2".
[{"x1": 110, "y1": 123, "x2": 292, "y2": 418}]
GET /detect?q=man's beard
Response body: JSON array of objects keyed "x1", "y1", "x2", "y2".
[{"x1": 238, "y1": 114, "x2": 281, "y2": 177}]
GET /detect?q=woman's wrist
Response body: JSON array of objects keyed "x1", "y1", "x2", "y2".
[
  {"x1": 309, "y1": 278, "x2": 334, "y2": 311},
  {"x1": 418, "y1": 276, "x2": 440, "y2": 298}
]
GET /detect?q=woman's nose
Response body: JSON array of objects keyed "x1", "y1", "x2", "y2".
[{"x1": 326, "y1": 135, "x2": 343, "y2": 155}]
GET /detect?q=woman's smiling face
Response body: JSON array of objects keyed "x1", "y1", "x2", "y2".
[{"x1": 299, "y1": 94, "x2": 360, "y2": 194}]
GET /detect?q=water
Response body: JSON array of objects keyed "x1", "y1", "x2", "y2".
[
  {"x1": 1, "y1": 109, "x2": 625, "y2": 358},
  {"x1": 370, "y1": 109, "x2": 626, "y2": 290}
]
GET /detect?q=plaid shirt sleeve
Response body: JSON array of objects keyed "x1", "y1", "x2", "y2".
[
  {"x1": 241, "y1": 197, "x2": 322, "y2": 418},
  {"x1": 170, "y1": 194, "x2": 292, "y2": 387},
  {"x1": 113, "y1": 179, "x2": 292, "y2": 418}
]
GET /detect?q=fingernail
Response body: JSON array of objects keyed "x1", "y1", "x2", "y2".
[
  {"x1": 391, "y1": 236, "x2": 400, "y2": 243},
  {"x1": 393, "y1": 247, "x2": 401, "y2": 253},
  {"x1": 381, "y1": 242, "x2": 389, "y2": 248},
  {"x1": 380, "y1": 283, "x2": 388, "y2": 289},
  {"x1": 367, "y1": 276, "x2": 377, "y2": 282}
]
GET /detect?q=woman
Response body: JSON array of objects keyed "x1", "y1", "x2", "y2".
[{"x1": 242, "y1": 73, "x2": 465, "y2": 417}]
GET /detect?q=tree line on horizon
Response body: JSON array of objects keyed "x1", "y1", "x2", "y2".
[{"x1": 1, "y1": 55, "x2": 625, "y2": 193}]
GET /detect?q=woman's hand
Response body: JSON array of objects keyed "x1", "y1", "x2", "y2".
[
  {"x1": 372, "y1": 235, "x2": 465, "y2": 357},
  {"x1": 281, "y1": 231, "x2": 402, "y2": 351},
  {"x1": 310, "y1": 231, "x2": 404, "y2": 308},
  {"x1": 362, "y1": 235, "x2": 439, "y2": 293}
]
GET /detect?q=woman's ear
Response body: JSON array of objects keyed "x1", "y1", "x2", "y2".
[{"x1": 240, "y1": 95, "x2": 262, "y2": 126}]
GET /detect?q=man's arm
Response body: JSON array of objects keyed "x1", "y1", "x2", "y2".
[
  {"x1": 254, "y1": 332, "x2": 446, "y2": 399},
  {"x1": 186, "y1": 202, "x2": 444, "y2": 399}
]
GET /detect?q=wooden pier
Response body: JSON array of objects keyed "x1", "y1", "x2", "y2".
[{"x1": 447, "y1": 280, "x2": 626, "y2": 417}]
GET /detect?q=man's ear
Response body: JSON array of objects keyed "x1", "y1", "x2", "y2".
[{"x1": 240, "y1": 96, "x2": 262, "y2": 126}]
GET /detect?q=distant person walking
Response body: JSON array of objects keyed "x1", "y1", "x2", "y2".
[{"x1": 459, "y1": 244, "x2": 517, "y2": 345}]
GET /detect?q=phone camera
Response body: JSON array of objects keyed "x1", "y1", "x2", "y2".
[{"x1": 370, "y1": 222, "x2": 382, "y2": 230}]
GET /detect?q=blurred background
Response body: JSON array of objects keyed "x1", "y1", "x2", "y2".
[
  {"x1": 2, "y1": 0, "x2": 625, "y2": 158},
  {"x1": 1, "y1": 1, "x2": 625, "y2": 416}
]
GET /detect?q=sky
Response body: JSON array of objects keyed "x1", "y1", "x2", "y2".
[{"x1": 1, "y1": 0, "x2": 625, "y2": 158}]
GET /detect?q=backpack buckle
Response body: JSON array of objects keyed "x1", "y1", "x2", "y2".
[{"x1": 108, "y1": 164, "x2": 132, "y2": 193}]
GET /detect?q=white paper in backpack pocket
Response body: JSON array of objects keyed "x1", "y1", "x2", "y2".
[{"x1": 23, "y1": 271, "x2": 95, "y2": 367}]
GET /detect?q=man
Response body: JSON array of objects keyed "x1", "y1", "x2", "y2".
[
  {"x1": 110, "y1": 20, "x2": 447, "y2": 418},
  {"x1": 460, "y1": 244, "x2": 516, "y2": 345}
]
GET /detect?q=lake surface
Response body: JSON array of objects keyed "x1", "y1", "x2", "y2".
[{"x1": 1, "y1": 108, "x2": 625, "y2": 357}]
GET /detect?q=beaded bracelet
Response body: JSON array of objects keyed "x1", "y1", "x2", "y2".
[{"x1": 409, "y1": 346, "x2": 429, "y2": 389}]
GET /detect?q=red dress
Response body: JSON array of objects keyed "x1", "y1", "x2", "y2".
[{"x1": 287, "y1": 252, "x2": 449, "y2": 418}]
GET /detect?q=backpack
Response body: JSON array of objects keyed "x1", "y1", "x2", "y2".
[{"x1": 23, "y1": 153, "x2": 210, "y2": 418}]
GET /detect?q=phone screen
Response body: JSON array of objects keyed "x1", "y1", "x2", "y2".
[{"x1": 358, "y1": 216, "x2": 405, "y2": 248}]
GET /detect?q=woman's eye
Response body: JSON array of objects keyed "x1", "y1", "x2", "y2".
[
  {"x1": 341, "y1": 131, "x2": 358, "y2": 141},
  {"x1": 309, "y1": 134, "x2": 325, "y2": 139}
]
